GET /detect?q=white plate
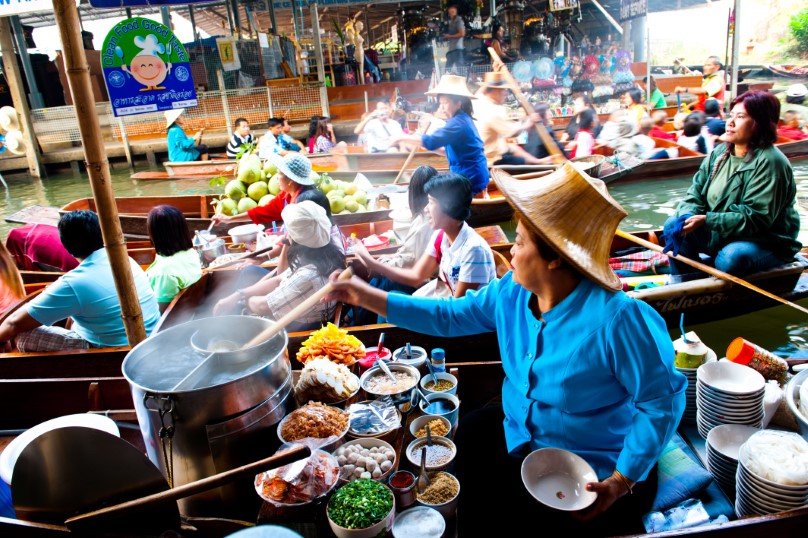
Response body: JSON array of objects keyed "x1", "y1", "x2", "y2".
[{"x1": 0, "y1": 414, "x2": 119, "y2": 485}]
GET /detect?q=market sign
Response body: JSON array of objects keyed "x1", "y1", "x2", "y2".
[
  {"x1": 101, "y1": 17, "x2": 197, "y2": 117},
  {"x1": 0, "y1": 0, "x2": 78, "y2": 17},
  {"x1": 89, "y1": 0, "x2": 211, "y2": 7},
  {"x1": 619, "y1": 0, "x2": 647, "y2": 22},
  {"x1": 217, "y1": 37, "x2": 241, "y2": 71}
]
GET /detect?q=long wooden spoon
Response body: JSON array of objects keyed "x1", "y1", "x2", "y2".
[
  {"x1": 393, "y1": 119, "x2": 431, "y2": 185},
  {"x1": 615, "y1": 229, "x2": 808, "y2": 315}
]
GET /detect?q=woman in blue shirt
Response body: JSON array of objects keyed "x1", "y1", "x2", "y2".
[
  {"x1": 391, "y1": 75, "x2": 490, "y2": 195},
  {"x1": 327, "y1": 164, "x2": 687, "y2": 535},
  {"x1": 165, "y1": 109, "x2": 208, "y2": 162}
]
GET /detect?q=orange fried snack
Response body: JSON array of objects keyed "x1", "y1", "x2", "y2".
[{"x1": 296, "y1": 322, "x2": 366, "y2": 366}]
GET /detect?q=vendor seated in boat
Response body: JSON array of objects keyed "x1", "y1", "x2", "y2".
[
  {"x1": 165, "y1": 109, "x2": 208, "y2": 162},
  {"x1": 353, "y1": 99, "x2": 404, "y2": 153},
  {"x1": 0, "y1": 211, "x2": 161, "y2": 352},
  {"x1": 145, "y1": 205, "x2": 203, "y2": 312},
  {"x1": 390, "y1": 75, "x2": 490, "y2": 197},
  {"x1": 212, "y1": 201, "x2": 344, "y2": 332},
  {"x1": 211, "y1": 153, "x2": 315, "y2": 227},
  {"x1": 326, "y1": 164, "x2": 686, "y2": 536},
  {"x1": 349, "y1": 172, "x2": 496, "y2": 303},
  {"x1": 225, "y1": 117, "x2": 254, "y2": 159},
  {"x1": 662, "y1": 90, "x2": 802, "y2": 283}
]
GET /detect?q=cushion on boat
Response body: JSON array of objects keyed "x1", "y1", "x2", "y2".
[{"x1": 651, "y1": 433, "x2": 714, "y2": 512}]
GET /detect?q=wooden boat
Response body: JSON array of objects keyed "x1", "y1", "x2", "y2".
[
  {"x1": 328, "y1": 148, "x2": 449, "y2": 171},
  {"x1": 766, "y1": 64, "x2": 808, "y2": 78}
]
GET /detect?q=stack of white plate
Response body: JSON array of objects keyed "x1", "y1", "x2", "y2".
[
  {"x1": 696, "y1": 361, "x2": 765, "y2": 439},
  {"x1": 677, "y1": 348, "x2": 718, "y2": 424},
  {"x1": 704, "y1": 424, "x2": 760, "y2": 501},
  {"x1": 735, "y1": 432, "x2": 808, "y2": 517}
]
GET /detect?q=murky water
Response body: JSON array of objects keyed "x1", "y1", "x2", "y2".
[{"x1": 2, "y1": 160, "x2": 808, "y2": 357}]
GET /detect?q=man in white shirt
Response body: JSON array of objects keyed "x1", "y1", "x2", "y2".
[
  {"x1": 353, "y1": 100, "x2": 404, "y2": 153},
  {"x1": 257, "y1": 118, "x2": 284, "y2": 159},
  {"x1": 472, "y1": 71, "x2": 544, "y2": 165}
]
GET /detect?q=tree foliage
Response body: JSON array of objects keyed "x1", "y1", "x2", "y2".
[{"x1": 789, "y1": 7, "x2": 808, "y2": 58}]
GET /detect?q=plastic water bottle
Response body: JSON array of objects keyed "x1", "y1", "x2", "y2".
[{"x1": 430, "y1": 348, "x2": 446, "y2": 374}]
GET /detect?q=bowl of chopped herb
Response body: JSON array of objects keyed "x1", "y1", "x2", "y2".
[
  {"x1": 327, "y1": 478, "x2": 396, "y2": 538},
  {"x1": 415, "y1": 471, "x2": 460, "y2": 520},
  {"x1": 419, "y1": 372, "x2": 458, "y2": 396}
]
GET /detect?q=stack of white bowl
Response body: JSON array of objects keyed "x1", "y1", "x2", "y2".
[
  {"x1": 735, "y1": 431, "x2": 808, "y2": 517},
  {"x1": 696, "y1": 361, "x2": 765, "y2": 439},
  {"x1": 677, "y1": 348, "x2": 717, "y2": 424},
  {"x1": 704, "y1": 424, "x2": 760, "y2": 501}
]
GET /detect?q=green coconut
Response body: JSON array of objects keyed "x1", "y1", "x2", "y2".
[{"x1": 673, "y1": 331, "x2": 709, "y2": 369}]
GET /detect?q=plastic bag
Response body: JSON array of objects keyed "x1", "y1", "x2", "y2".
[
  {"x1": 643, "y1": 498, "x2": 710, "y2": 533},
  {"x1": 238, "y1": 70, "x2": 256, "y2": 88},
  {"x1": 254, "y1": 444, "x2": 339, "y2": 505},
  {"x1": 348, "y1": 400, "x2": 400, "y2": 435}
]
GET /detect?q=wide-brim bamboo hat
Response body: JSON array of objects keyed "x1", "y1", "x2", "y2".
[
  {"x1": 164, "y1": 109, "x2": 185, "y2": 129},
  {"x1": 4, "y1": 130, "x2": 26, "y2": 155},
  {"x1": 0, "y1": 106, "x2": 20, "y2": 132},
  {"x1": 491, "y1": 164, "x2": 628, "y2": 291},
  {"x1": 425, "y1": 75, "x2": 476, "y2": 99},
  {"x1": 479, "y1": 71, "x2": 509, "y2": 88}
]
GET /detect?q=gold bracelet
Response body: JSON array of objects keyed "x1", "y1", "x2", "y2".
[{"x1": 614, "y1": 470, "x2": 634, "y2": 495}]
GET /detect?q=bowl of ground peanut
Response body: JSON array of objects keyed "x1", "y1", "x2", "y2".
[
  {"x1": 415, "y1": 471, "x2": 460, "y2": 520},
  {"x1": 409, "y1": 415, "x2": 452, "y2": 440},
  {"x1": 419, "y1": 372, "x2": 458, "y2": 396}
]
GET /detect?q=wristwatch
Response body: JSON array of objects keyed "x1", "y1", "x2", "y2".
[{"x1": 236, "y1": 289, "x2": 247, "y2": 308}]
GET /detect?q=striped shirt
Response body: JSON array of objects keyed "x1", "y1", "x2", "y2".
[
  {"x1": 226, "y1": 132, "x2": 254, "y2": 159},
  {"x1": 426, "y1": 222, "x2": 495, "y2": 293},
  {"x1": 265, "y1": 265, "x2": 336, "y2": 331}
]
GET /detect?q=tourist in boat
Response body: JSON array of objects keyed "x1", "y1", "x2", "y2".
[
  {"x1": 640, "y1": 76, "x2": 667, "y2": 109},
  {"x1": 352, "y1": 99, "x2": 404, "y2": 153},
  {"x1": 210, "y1": 153, "x2": 314, "y2": 227},
  {"x1": 0, "y1": 211, "x2": 160, "y2": 352},
  {"x1": 703, "y1": 98, "x2": 726, "y2": 139},
  {"x1": 347, "y1": 165, "x2": 437, "y2": 324},
  {"x1": 145, "y1": 205, "x2": 203, "y2": 313},
  {"x1": 632, "y1": 118, "x2": 659, "y2": 160},
  {"x1": 673, "y1": 55, "x2": 725, "y2": 112},
  {"x1": 560, "y1": 94, "x2": 602, "y2": 143},
  {"x1": 390, "y1": 75, "x2": 490, "y2": 196},
  {"x1": 165, "y1": 109, "x2": 208, "y2": 162},
  {"x1": 311, "y1": 116, "x2": 347, "y2": 154},
  {"x1": 212, "y1": 201, "x2": 343, "y2": 331},
  {"x1": 567, "y1": 108, "x2": 598, "y2": 158},
  {"x1": 348, "y1": 172, "x2": 495, "y2": 300},
  {"x1": 225, "y1": 117, "x2": 254, "y2": 159},
  {"x1": 676, "y1": 112, "x2": 709, "y2": 154},
  {"x1": 523, "y1": 103, "x2": 568, "y2": 162},
  {"x1": 597, "y1": 109, "x2": 640, "y2": 156},
  {"x1": 778, "y1": 111, "x2": 808, "y2": 140},
  {"x1": 780, "y1": 83, "x2": 807, "y2": 127},
  {"x1": 4, "y1": 223, "x2": 78, "y2": 272},
  {"x1": 621, "y1": 87, "x2": 648, "y2": 126},
  {"x1": 257, "y1": 118, "x2": 285, "y2": 159},
  {"x1": 279, "y1": 118, "x2": 304, "y2": 153},
  {"x1": 663, "y1": 90, "x2": 801, "y2": 282},
  {"x1": 472, "y1": 71, "x2": 545, "y2": 166},
  {"x1": 325, "y1": 165, "x2": 687, "y2": 536},
  {"x1": 0, "y1": 241, "x2": 24, "y2": 319},
  {"x1": 649, "y1": 110, "x2": 675, "y2": 140}
]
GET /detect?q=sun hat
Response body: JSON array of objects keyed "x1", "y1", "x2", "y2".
[
  {"x1": 282, "y1": 201, "x2": 330, "y2": 248},
  {"x1": 490, "y1": 164, "x2": 628, "y2": 291},
  {"x1": 164, "y1": 109, "x2": 184, "y2": 129},
  {"x1": 786, "y1": 84, "x2": 808, "y2": 98},
  {"x1": 425, "y1": 74, "x2": 476, "y2": 99},
  {"x1": 273, "y1": 153, "x2": 314, "y2": 186},
  {"x1": 4, "y1": 130, "x2": 26, "y2": 155},
  {"x1": 0, "y1": 106, "x2": 20, "y2": 132},
  {"x1": 479, "y1": 71, "x2": 509, "y2": 88}
]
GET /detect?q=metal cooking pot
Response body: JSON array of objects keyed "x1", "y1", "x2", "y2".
[
  {"x1": 360, "y1": 363, "x2": 421, "y2": 403},
  {"x1": 122, "y1": 315, "x2": 292, "y2": 519},
  {"x1": 199, "y1": 238, "x2": 228, "y2": 267}
]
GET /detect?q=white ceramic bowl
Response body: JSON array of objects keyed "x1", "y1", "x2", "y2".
[
  {"x1": 706, "y1": 424, "x2": 761, "y2": 462},
  {"x1": 785, "y1": 368, "x2": 808, "y2": 443},
  {"x1": 327, "y1": 481, "x2": 396, "y2": 538},
  {"x1": 332, "y1": 437, "x2": 397, "y2": 484},
  {"x1": 697, "y1": 361, "x2": 766, "y2": 395},
  {"x1": 277, "y1": 405, "x2": 349, "y2": 453},
  {"x1": 405, "y1": 436, "x2": 457, "y2": 472},
  {"x1": 392, "y1": 506, "x2": 445, "y2": 538},
  {"x1": 360, "y1": 362, "x2": 420, "y2": 402},
  {"x1": 738, "y1": 440, "x2": 808, "y2": 492},
  {"x1": 419, "y1": 372, "x2": 458, "y2": 396},
  {"x1": 0, "y1": 414, "x2": 119, "y2": 486},
  {"x1": 409, "y1": 415, "x2": 452, "y2": 440},
  {"x1": 521, "y1": 447, "x2": 598, "y2": 511},
  {"x1": 418, "y1": 392, "x2": 460, "y2": 428},
  {"x1": 415, "y1": 471, "x2": 460, "y2": 520}
]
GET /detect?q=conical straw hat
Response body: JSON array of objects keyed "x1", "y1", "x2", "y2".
[
  {"x1": 164, "y1": 109, "x2": 185, "y2": 129},
  {"x1": 491, "y1": 164, "x2": 628, "y2": 291},
  {"x1": 425, "y1": 74, "x2": 476, "y2": 99},
  {"x1": 0, "y1": 106, "x2": 20, "y2": 132},
  {"x1": 4, "y1": 130, "x2": 26, "y2": 155}
]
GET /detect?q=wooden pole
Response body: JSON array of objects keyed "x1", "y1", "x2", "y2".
[
  {"x1": 615, "y1": 230, "x2": 808, "y2": 316},
  {"x1": 0, "y1": 17, "x2": 43, "y2": 178},
  {"x1": 487, "y1": 47, "x2": 565, "y2": 164},
  {"x1": 52, "y1": 0, "x2": 148, "y2": 346}
]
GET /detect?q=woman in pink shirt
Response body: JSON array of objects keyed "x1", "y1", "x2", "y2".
[{"x1": 568, "y1": 108, "x2": 597, "y2": 158}]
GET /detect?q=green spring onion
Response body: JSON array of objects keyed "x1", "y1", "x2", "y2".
[{"x1": 327, "y1": 479, "x2": 393, "y2": 530}]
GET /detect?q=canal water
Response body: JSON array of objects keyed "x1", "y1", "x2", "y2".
[{"x1": 2, "y1": 161, "x2": 808, "y2": 358}]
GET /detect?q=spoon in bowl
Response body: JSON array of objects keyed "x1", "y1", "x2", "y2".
[
  {"x1": 426, "y1": 424, "x2": 433, "y2": 447},
  {"x1": 377, "y1": 352, "x2": 398, "y2": 383},
  {"x1": 417, "y1": 446, "x2": 431, "y2": 493}
]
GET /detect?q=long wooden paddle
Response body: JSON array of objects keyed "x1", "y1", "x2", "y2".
[
  {"x1": 487, "y1": 48, "x2": 566, "y2": 165},
  {"x1": 394, "y1": 119, "x2": 431, "y2": 184},
  {"x1": 65, "y1": 445, "x2": 311, "y2": 531},
  {"x1": 615, "y1": 229, "x2": 808, "y2": 315}
]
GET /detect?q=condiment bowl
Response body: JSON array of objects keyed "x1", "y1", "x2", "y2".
[
  {"x1": 417, "y1": 392, "x2": 460, "y2": 428},
  {"x1": 333, "y1": 437, "x2": 397, "y2": 484},
  {"x1": 327, "y1": 480, "x2": 396, "y2": 538},
  {"x1": 405, "y1": 436, "x2": 457, "y2": 472},
  {"x1": 785, "y1": 368, "x2": 808, "y2": 443},
  {"x1": 277, "y1": 404, "x2": 350, "y2": 453},
  {"x1": 360, "y1": 362, "x2": 420, "y2": 403},
  {"x1": 521, "y1": 447, "x2": 598, "y2": 511},
  {"x1": 419, "y1": 372, "x2": 458, "y2": 396},
  {"x1": 415, "y1": 471, "x2": 460, "y2": 520},
  {"x1": 409, "y1": 415, "x2": 452, "y2": 440},
  {"x1": 392, "y1": 506, "x2": 445, "y2": 538}
]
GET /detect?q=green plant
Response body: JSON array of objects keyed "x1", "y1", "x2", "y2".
[
  {"x1": 236, "y1": 141, "x2": 256, "y2": 160},
  {"x1": 788, "y1": 7, "x2": 808, "y2": 58},
  {"x1": 331, "y1": 19, "x2": 345, "y2": 47}
]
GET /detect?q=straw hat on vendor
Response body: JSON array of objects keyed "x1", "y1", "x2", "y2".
[
  {"x1": 425, "y1": 74, "x2": 477, "y2": 99},
  {"x1": 164, "y1": 109, "x2": 185, "y2": 130}
]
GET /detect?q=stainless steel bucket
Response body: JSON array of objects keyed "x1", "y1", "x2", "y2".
[{"x1": 122, "y1": 315, "x2": 292, "y2": 518}]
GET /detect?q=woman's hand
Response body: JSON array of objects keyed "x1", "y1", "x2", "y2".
[
  {"x1": 571, "y1": 473, "x2": 632, "y2": 522},
  {"x1": 324, "y1": 270, "x2": 381, "y2": 310},
  {"x1": 210, "y1": 213, "x2": 231, "y2": 226},
  {"x1": 681, "y1": 214, "x2": 706, "y2": 236},
  {"x1": 350, "y1": 238, "x2": 374, "y2": 267},
  {"x1": 213, "y1": 293, "x2": 240, "y2": 316}
]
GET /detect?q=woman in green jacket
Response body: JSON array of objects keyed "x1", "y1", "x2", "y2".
[{"x1": 663, "y1": 91, "x2": 801, "y2": 282}]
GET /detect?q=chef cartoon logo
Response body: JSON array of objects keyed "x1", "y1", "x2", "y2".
[{"x1": 101, "y1": 17, "x2": 197, "y2": 117}]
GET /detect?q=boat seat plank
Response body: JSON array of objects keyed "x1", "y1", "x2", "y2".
[{"x1": 0, "y1": 348, "x2": 129, "y2": 379}]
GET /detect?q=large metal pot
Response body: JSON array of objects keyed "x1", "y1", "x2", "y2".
[
  {"x1": 122, "y1": 315, "x2": 293, "y2": 519},
  {"x1": 199, "y1": 238, "x2": 228, "y2": 267}
]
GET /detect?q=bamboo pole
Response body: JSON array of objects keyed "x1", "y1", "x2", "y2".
[
  {"x1": 615, "y1": 229, "x2": 808, "y2": 316},
  {"x1": 487, "y1": 47, "x2": 565, "y2": 165},
  {"x1": 52, "y1": 0, "x2": 148, "y2": 346}
]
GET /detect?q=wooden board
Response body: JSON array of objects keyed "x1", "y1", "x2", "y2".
[{"x1": 4, "y1": 205, "x2": 61, "y2": 226}]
